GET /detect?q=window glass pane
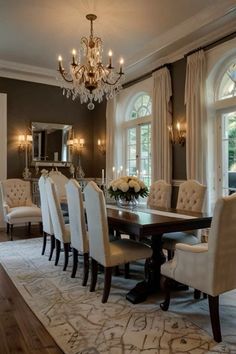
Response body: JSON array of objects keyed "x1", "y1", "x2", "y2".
[
  {"x1": 218, "y1": 62, "x2": 236, "y2": 100},
  {"x1": 222, "y1": 111, "x2": 236, "y2": 196},
  {"x1": 128, "y1": 94, "x2": 152, "y2": 120}
]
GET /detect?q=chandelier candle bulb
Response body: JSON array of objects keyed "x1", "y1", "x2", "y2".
[{"x1": 72, "y1": 49, "x2": 76, "y2": 66}]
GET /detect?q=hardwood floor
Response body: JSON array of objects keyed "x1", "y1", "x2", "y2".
[{"x1": 0, "y1": 226, "x2": 64, "y2": 354}]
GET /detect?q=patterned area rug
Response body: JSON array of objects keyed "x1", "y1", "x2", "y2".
[{"x1": 0, "y1": 238, "x2": 232, "y2": 354}]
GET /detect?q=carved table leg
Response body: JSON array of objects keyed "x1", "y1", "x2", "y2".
[{"x1": 126, "y1": 233, "x2": 166, "y2": 304}]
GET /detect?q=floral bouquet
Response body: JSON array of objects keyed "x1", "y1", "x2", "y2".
[{"x1": 108, "y1": 176, "x2": 148, "y2": 204}]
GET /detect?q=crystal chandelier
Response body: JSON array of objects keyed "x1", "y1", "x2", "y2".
[{"x1": 57, "y1": 14, "x2": 124, "y2": 110}]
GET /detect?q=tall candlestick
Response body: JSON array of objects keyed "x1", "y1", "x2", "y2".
[
  {"x1": 102, "y1": 169, "x2": 105, "y2": 185},
  {"x1": 112, "y1": 166, "x2": 115, "y2": 180}
]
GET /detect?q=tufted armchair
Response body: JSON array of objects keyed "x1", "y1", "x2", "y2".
[
  {"x1": 0, "y1": 178, "x2": 42, "y2": 240},
  {"x1": 162, "y1": 180, "x2": 206, "y2": 259},
  {"x1": 147, "y1": 180, "x2": 172, "y2": 209},
  {"x1": 45, "y1": 177, "x2": 71, "y2": 271},
  {"x1": 66, "y1": 179, "x2": 89, "y2": 284},
  {"x1": 38, "y1": 176, "x2": 55, "y2": 259},
  {"x1": 84, "y1": 181, "x2": 152, "y2": 303},
  {"x1": 160, "y1": 193, "x2": 236, "y2": 343}
]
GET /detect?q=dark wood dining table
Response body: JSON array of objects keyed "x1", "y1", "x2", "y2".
[{"x1": 106, "y1": 204, "x2": 212, "y2": 303}]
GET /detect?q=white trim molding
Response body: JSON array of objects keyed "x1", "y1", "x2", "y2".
[{"x1": 172, "y1": 179, "x2": 186, "y2": 187}]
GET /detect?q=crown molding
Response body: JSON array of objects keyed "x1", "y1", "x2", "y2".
[
  {"x1": 0, "y1": 59, "x2": 58, "y2": 86},
  {"x1": 0, "y1": 10, "x2": 236, "y2": 87}
]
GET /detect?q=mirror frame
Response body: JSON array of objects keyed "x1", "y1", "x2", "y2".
[{"x1": 31, "y1": 122, "x2": 73, "y2": 167}]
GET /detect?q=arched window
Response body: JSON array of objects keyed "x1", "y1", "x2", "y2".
[
  {"x1": 213, "y1": 59, "x2": 236, "y2": 198},
  {"x1": 217, "y1": 61, "x2": 236, "y2": 100},
  {"x1": 125, "y1": 93, "x2": 152, "y2": 187}
]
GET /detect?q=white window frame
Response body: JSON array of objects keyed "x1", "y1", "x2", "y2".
[{"x1": 123, "y1": 93, "x2": 152, "y2": 185}]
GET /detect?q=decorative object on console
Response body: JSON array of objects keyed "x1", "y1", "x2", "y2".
[
  {"x1": 18, "y1": 134, "x2": 33, "y2": 179},
  {"x1": 108, "y1": 176, "x2": 148, "y2": 208},
  {"x1": 67, "y1": 135, "x2": 85, "y2": 178},
  {"x1": 57, "y1": 14, "x2": 124, "y2": 110},
  {"x1": 97, "y1": 139, "x2": 106, "y2": 155},
  {"x1": 168, "y1": 121, "x2": 186, "y2": 146}
]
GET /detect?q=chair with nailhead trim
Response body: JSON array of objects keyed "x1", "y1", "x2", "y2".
[
  {"x1": 162, "y1": 180, "x2": 206, "y2": 260},
  {"x1": 0, "y1": 178, "x2": 42, "y2": 240}
]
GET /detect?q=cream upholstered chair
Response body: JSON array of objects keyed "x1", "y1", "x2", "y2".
[
  {"x1": 45, "y1": 177, "x2": 70, "y2": 270},
  {"x1": 38, "y1": 175, "x2": 55, "y2": 259},
  {"x1": 0, "y1": 178, "x2": 42, "y2": 240},
  {"x1": 48, "y1": 170, "x2": 68, "y2": 203},
  {"x1": 66, "y1": 179, "x2": 89, "y2": 285},
  {"x1": 84, "y1": 181, "x2": 152, "y2": 303},
  {"x1": 162, "y1": 180, "x2": 206, "y2": 258},
  {"x1": 147, "y1": 180, "x2": 172, "y2": 209},
  {"x1": 160, "y1": 193, "x2": 236, "y2": 343}
]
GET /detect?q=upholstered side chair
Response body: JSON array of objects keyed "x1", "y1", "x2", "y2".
[
  {"x1": 38, "y1": 175, "x2": 55, "y2": 259},
  {"x1": 45, "y1": 177, "x2": 70, "y2": 271},
  {"x1": 66, "y1": 179, "x2": 89, "y2": 285},
  {"x1": 84, "y1": 181, "x2": 152, "y2": 303},
  {"x1": 48, "y1": 170, "x2": 68, "y2": 203},
  {"x1": 147, "y1": 180, "x2": 172, "y2": 209},
  {"x1": 162, "y1": 179, "x2": 206, "y2": 259},
  {"x1": 160, "y1": 193, "x2": 236, "y2": 343},
  {"x1": 0, "y1": 178, "x2": 42, "y2": 240}
]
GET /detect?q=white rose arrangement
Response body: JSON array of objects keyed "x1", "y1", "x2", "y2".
[{"x1": 108, "y1": 176, "x2": 148, "y2": 201}]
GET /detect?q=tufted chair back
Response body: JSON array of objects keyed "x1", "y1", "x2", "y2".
[
  {"x1": 66, "y1": 179, "x2": 89, "y2": 253},
  {"x1": 48, "y1": 170, "x2": 68, "y2": 202},
  {"x1": 45, "y1": 177, "x2": 66, "y2": 243},
  {"x1": 0, "y1": 179, "x2": 33, "y2": 210},
  {"x1": 147, "y1": 180, "x2": 172, "y2": 208},
  {"x1": 38, "y1": 175, "x2": 54, "y2": 235},
  {"x1": 84, "y1": 181, "x2": 111, "y2": 266},
  {"x1": 176, "y1": 180, "x2": 206, "y2": 212}
]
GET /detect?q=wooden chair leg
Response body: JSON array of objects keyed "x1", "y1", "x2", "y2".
[
  {"x1": 124, "y1": 263, "x2": 130, "y2": 279},
  {"x1": 10, "y1": 224, "x2": 13, "y2": 241},
  {"x1": 194, "y1": 289, "x2": 201, "y2": 299},
  {"x1": 208, "y1": 295, "x2": 222, "y2": 343},
  {"x1": 28, "y1": 222, "x2": 31, "y2": 235},
  {"x1": 102, "y1": 267, "x2": 112, "y2": 303},
  {"x1": 90, "y1": 258, "x2": 98, "y2": 292},
  {"x1": 71, "y1": 248, "x2": 78, "y2": 278},
  {"x1": 82, "y1": 253, "x2": 89, "y2": 286},
  {"x1": 49, "y1": 235, "x2": 55, "y2": 261},
  {"x1": 41, "y1": 231, "x2": 47, "y2": 255},
  {"x1": 160, "y1": 276, "x2": 171, "y2": 311},
  {"x1": 203, "y1": 292, "x2": 207, "y2": 299},
  {"x1": 63, "y1": 243, "x2": 70, "y2": 271},
  {"x1": 6, "y1": 223, "x2": 10, "y2": 234},
  {"x1": 55, "y1": 239, "x2": 61, "y2": 266},
  {"x1": 39, "y1": 222, "x2": 43, "y2": 235}
]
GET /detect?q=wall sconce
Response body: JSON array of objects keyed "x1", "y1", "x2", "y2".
[
  {"x1": 18, "y1": 134, "x2": 32, "y2": 151},
  {"x1": 98, "y1": 139, "x2": 106, "y2": 155},
  {"x1": 67, "y1": 137, "x2": 85, "y2": 151},
  {"x1": 168, "y1": 122, "x2": 186, "y2": 146},
  {"x1": 17, "y1": 134, "x2": 33, "y2": 179}
]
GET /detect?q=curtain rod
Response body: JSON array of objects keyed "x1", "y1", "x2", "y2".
[
  {"x1": 184, "y1": 30, "x2": 236, "y2": 58},
  {"x1": 124, "y1": 63, "x2": 169, "y2": 88},
  {"x1": 124, "y1": 30, "x2": 236, "y2": 88}
]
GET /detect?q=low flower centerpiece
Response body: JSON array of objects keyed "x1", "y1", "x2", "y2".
[{"x1": 108, "y1": 176, "x2": 148, "y2": 208}]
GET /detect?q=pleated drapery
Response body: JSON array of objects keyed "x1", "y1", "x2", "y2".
[
  {"x1": 151, "y1": 67, "x2": 172, "y2": 183},
  {"x1": 185, "y1": 50, "x2": 207, "y2": 184}
]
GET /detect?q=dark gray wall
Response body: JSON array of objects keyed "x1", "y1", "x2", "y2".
[{"x1": 0, "y1": 77, "x2": 106, "y2": 178}]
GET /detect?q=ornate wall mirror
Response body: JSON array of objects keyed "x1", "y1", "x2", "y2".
[{"x1": 31, "y1": 122, "x2": 72, "y2": 166}]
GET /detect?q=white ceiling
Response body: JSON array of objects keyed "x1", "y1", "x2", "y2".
[{"x1": 1, "y1": 0, "x2": 236, "y2": 84}]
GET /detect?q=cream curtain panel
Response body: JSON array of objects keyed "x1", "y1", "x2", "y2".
[
  {"x1": 152, "y1": 67, "x2": 172, "y2": 183},
  {"x1": 105, "y1": 97, "x2": 117, "y2": 183},
  {"x1": 185, "y1": 50, "x2": 207, "y2": 184}
]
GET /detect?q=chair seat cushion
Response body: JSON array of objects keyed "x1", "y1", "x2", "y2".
[
  {"x1": 108, "y1": 239, "x2": 152, "y2": 267},
  {"x1": 6, "y1": 206, "x2": 42, "y2": 224},
  {"x1": 162, "y1": 232, "x2": 199, "y2": 251}
]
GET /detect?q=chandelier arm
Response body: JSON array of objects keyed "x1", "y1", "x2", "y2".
[
  {"x1": 58, "y1": 70, "x2": 73, "y2": 83},
  {"x1": 102, "y1": 74, "x2": 123, "y2": 86}
]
